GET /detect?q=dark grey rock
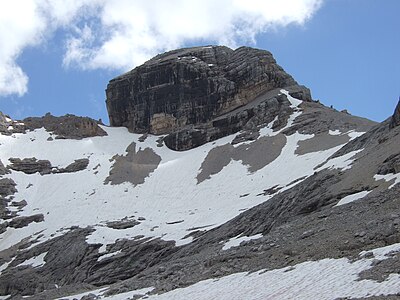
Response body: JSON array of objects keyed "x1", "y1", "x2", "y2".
[
  {"x1": 10, "y1": 200, "x2": 27, "y2": 209},
  {"x1": 57, "y1": 159, "x2": 89, "y2": 173},
  {"x1": 9, "y1": 214, "x2": 44, "y2": 228},
  {"x1": 105, "y1": 142, "x2": 161, "y2": 186},
  {"x1": 377, "y1": 153, "x2": 400, "y2": 175},
  {"x1": 7, "y1": 158, "x2": 52, "y2": 175},
  {"x1": 23, "y1": 113, "x2": 107, "y2": 139},
  {"x1": 107, "y1": 219, "x2": 140, "y2": 230},
  {"x1": 197, "y1": 134, "x2": 286, "y2": 183},
  {"x1": 163, "y1": 88, "x2": 297, "y2": 151},
  {"x1": 106, "y1": 46, "x2": 311, "y2": 150},
  {"x1": 390, "y1": 98, "x2": 400, "y2": 129},
  {"x1": 0, "y1": 159, "x2": 10, "y2": 175},
  {"x1": 7, "y1": 157, "x2": 90, "y2": 175},
  {"x1": 0, "y1": 178, "x2": 17, "y2": 197},
  {"x1": 0, "y1": 112, "x2": 8, "y2": 133},
  {"x1": 0, "y1": 178, "x2": 17, "y2": 222},
  {"x1": 81, "y1": 293, "x2": 100, "y2": 300}
]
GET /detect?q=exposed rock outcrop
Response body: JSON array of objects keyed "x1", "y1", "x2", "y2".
[
  {"x1": 56, "y1": 159, "x2": 89, "y2": 173},
  {"x1": 0, "y1": 159, "x2": 9, "y2": 176},
  {"x1": 106, "y1": 46, "x2": 311, "y2": 150},
  {"x1": 390, "y1": 98, "x2": 400, "y2": 128},
  {"x1": 7, "y1": 157, "x2": 89, "y2": 175},
  {"x1": 0, "y1": 112, "x2": 25, "y2": 135},
  {"x1": 0, "y1": 112, "x2": 9, "y2": 133},
  {"x1": 8, "y1": 214, "x2": 44, "y2": 228},
  {"x1": 23, "y1": 113, "x2": 107, "y2": 139},
  {"x1": 8, "y1": 158, "x2": 52, "y2": 175},
  {"x1": 105, "y1": 143, "x2": 161, "y2": 186}
]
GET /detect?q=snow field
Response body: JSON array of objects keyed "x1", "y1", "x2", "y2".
[{"x1": 0, "y1": 98, "x2": 364, "y2": 253}]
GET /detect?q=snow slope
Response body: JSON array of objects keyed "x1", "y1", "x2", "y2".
[{"x1": 0, "y1": 92, "x2": 367, "y2": 255}]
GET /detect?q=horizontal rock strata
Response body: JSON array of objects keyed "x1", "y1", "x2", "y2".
[{"x1": 106, "y1": 46, "x2": 311, "y2": 150}]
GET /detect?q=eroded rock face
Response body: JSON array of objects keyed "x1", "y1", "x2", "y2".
[
  {"x1": 8, "y1": 158, "x2": 52, "y2": 175},
  {"x1": 390, "y1": 99, "x2": 400, "y2": 129},
  {"x1": 106, "y1": 46, "x2": 311, "y2": 150},
  {"x1": 23, "y1": 113, "x2": 107, "y2": 139},
  {"x1": 0, "y1": 159, "x2": 9, "y2": 176}
]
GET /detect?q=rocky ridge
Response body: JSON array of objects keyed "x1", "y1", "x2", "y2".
[{"x1": 0, "y1": 112, "x2": 106, "y2": 139}]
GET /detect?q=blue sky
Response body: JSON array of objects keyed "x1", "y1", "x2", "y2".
[{"x1": 0, "y1": 0, "x2": 399, "y2": 124}]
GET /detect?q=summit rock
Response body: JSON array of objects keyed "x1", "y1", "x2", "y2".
[{"x1": 106, "y1": 46, "x2": 311, "y2": 150}]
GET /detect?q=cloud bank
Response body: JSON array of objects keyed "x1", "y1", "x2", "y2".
[{"x1": 0, "y1": 0, "x2": 323, "y2": 97}]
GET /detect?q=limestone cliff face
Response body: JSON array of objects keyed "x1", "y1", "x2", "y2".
[{"x1": 106, "y1": 46, "x2": 311, "y2": 150}]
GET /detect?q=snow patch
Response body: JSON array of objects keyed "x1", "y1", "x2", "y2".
[
  {"x1": 329, "y1": 129, "x2": 341, "y2": 136},
  {"x1": 280, "y1": 89, "x2": 302, "y2": 108},
  {"x1": 360, "y1": 242, "x2": 400, "y2": 260},
  {"x1": 222, "y1": 234, "x2": 262, "y2": 250},
  {"x1": 315, "y1": 149, "x2": 363, "y2": 172},
  {"x1": 258, "y1": 116, "x2": 278, "y2": 137},
  {"x1": 17, "y1": 252, "x2": 47, "y2": 268},
  {"x1": 335, "y1": 190, "x2": 371, "y2": 206},
  {"x1": 374, "y1": 173, "x2": 400, "y2": 189},
  {"x1": 347, "y1": 130, "x2": 365, "y2": 141},
  {"x1": 97, "y1": 250, "x2": 122, "y2": 262}
]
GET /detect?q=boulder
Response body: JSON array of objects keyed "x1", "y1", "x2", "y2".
[{"x1": 57, "y1": 159, "x2": 89, "y2": 173}]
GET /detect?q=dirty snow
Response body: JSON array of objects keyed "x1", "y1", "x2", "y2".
[
  {"x1": 16, "y1": 252, "x2": 47, "y2": 268},
  {"x1": 222, "y1": 234, "x2": 263, "y2": 250}
]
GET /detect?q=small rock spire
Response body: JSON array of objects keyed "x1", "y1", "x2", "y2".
[{"x1": 389, "y1": 96, "x2": 400, "y2": 129}]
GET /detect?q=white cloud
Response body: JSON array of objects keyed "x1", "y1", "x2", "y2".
[
  {"x1": 0, "y1": 0, "x2": 45, "y2": 96},
  {"x1": 0, "y1": 0, "x2": 323, "y2": 97}
]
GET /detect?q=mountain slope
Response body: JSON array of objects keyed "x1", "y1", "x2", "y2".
[{"x1": 0, "y1": 47, "x2": 399, "y2": 300}]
